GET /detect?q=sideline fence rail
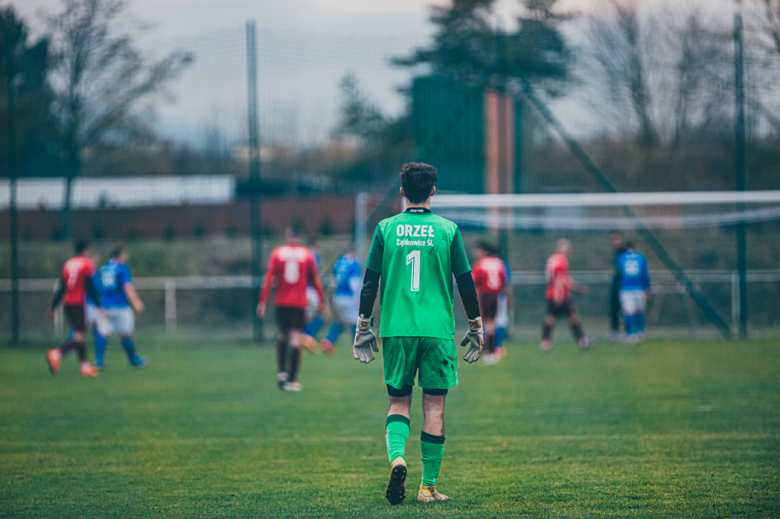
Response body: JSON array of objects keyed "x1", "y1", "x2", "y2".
[{"x1": 1, "y1": 269, "x2": 776, "y2": 337}]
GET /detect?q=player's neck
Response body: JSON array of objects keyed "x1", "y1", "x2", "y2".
[{"x1": 405, "y1": 198, "x2": 431, "y2": 211}]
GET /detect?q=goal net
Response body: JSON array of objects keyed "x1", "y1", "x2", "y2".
[{"x1": 356, "y1": 190, "x2": 780, "y2": 341}]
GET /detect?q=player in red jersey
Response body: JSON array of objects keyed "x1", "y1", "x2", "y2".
[
  {"x1": 471, "y1": 241, "x2": 508, "y2": 365},
  {"x1": 46, "y1": 240, "x2": 102, "y2": 377},
  {"x1": 541, "y1": 239, "x2": 589, "y2": 352},
  {"x1": 258, "y1": 224, "x2": 328, "y2": 391}
]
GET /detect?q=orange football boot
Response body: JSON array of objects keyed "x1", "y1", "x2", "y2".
[
  {"x1": 80, "y1": 362, "x2": 99, "y2": 378},
  {"x1": 46, "y1": 349, "x2": 62, "y2": 376}
]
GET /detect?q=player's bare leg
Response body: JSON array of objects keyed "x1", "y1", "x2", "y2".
[
  {"x1": 276, "y1": 332, "x2": 289, "y2": 389},
  {"x1": 482, "y1": 319, "x2": 498, "y2": 365},
  {"x1": 540, "y1": 314, "x2": 555, "y2": 352},
  {"x1": 385, "y1": 394, "x2": 411, "y2": 505},
  {"x1": 418, "y1": 393, "x2": 450, "y2": 503},
  {"x1": 569, "y1": 314, "x2": 590, "y2": 348},
  {"x1": 48, "y1": 329, "x2": 97, "y2": 376},
  {"x1": 284, "y1": 329, "x2": 304, "y2": 391}
]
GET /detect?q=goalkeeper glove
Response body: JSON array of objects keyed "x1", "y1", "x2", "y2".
[
  {"x1": 459, "y1": 317, "x2": 483, "y2": 363},
  {"x1": 353, "y1": 315, "x2": 378, "y2": 364}
]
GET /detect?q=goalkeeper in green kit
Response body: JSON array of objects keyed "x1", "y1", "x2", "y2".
[{"x1": 353, "y1": 162, "x2": 484, "y2": 505}]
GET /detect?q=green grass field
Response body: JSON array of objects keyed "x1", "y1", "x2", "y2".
[{"x1": 1, "y1": 336, "x2": 778, "y2": 518}]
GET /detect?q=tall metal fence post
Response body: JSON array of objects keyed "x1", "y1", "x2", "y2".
[
  {"x1": 165, "y1": 279, "x2": 177, "y2": 333},
  {"x1": 731, "y1": 271, "x2": 739, "y2": 327},
  {"x1": 5, "y1": 35, "x2": 20, "y2": 344},
  {"x1": 734, "y1": 9, "x2": 748, "y2": 338},
  {"x1": 246, "y1": 20, "x2": 263, "y2": 342}
]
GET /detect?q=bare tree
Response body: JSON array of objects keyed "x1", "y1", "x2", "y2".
[
  {"x1": 670, "y1": 13, "x2": 733, "y2": 146},
  {"x1": 743, "y1": 0, "x2": 780, "y2": 134},
  {"x1": 757, "y1": 0, "x2": 780, "y2": 57},
  {"x1": 586, "y1": 0, "x2": 658, "y2": 147},
  {"x1": 46, "y1": 0, "x2": 193, "y2": 238}
]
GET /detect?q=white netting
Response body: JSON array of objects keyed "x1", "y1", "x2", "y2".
[{"x1": 432, "y1": 191, "x2": 780, "y2": 230}]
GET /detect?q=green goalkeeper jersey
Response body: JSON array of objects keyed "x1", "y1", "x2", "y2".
[{"x1": 366, "y1": 207, "x2": 471, "y2": 339}]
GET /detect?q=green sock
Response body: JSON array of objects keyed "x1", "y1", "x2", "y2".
[
  {"x1": 420, "y1": 431, "x2": 445, "y2": 486},
  {"x1": 385, "y1": 415, "x2": 410, "y2": 464}
]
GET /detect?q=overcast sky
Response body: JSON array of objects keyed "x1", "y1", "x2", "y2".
[
  {"x1": 11, "y1": 0, "x2": 602, "y2": 38},
  {"x1": 6, "y1": 0, "x2": 738, "y2": 148}
]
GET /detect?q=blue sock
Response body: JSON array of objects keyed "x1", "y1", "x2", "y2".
[
  {"x1": 94, "y1": 330, "x2": 107, "y2": 366},
  {"x1": 625, "y1": 315, "x2": 633, "y2": 335},
  {"x1": 495, "y1": 327, "x2": 506, "y2": 348},
  {"x1": 304, "y1": 316, "x2": 325, "y2": 337},
  {"x1": 325, "y1": 322, "x2": 344, "y2": 344},
  {"x1": 121, "y1": 336, "x2": 141, "y2": 365}
]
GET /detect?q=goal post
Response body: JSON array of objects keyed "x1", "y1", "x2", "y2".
[{"x1": 355, "y1": 190, "x2": 780, "y2": 340}]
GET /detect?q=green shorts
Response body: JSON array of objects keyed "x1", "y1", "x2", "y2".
[{"x1": 382, "y1": 337, "x2": 458, "y2": 391}]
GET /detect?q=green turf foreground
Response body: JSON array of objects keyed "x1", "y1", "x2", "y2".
[{"x1": 1, "y1": 338, "x2": 778, "y2": 518}]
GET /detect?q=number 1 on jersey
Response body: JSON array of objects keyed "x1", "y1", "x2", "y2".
[{"x1": 406, "y1": 250, "x2": 421, "y2": 292}]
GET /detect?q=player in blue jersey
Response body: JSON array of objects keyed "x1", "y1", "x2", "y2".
[
  {"x1": 493, "y1": 258, "x2": 513, "y2": 358},
  {"x1": 609, "y1": 232, "x2": 627, "y2": 342},
  {"x1": 302, "y1": 236, "x2": 326, "y2": 353},
  {"x1": 319, "y1": 246, "x2": 362, "y2": 356},
  {"x1": 93, "y1": 246, "x2": 149, "y2": 369},
  {"x1": 615, "y1": 242, "x2": 651, "y2": 342}
]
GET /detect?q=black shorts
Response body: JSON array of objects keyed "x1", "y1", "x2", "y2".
[
  {"x1": 478, "y1": 293, "x2": 499, "y2": 321},
  {"x1": 275, "y1": 306, "x2": 305, "y2": 334},
  {"x1": 546, "y1": 299, "x2": 577, "y2": 318},
  {"x1": 64, "y1": 304, "x2": 87, "y2": 332}
]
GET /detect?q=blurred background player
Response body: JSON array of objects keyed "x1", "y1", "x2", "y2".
[
  {"x1": 301, "y1": 235, "x2": 325, "y2": 353},
  {"x1": 353, "y1": 162, "x2": 484, "y2": 505},
  {"x1": 46, "y1": 240, "x2": 102, "y2": 377},
  {"x1": 471, "y1": 241, "x2": 509, "y2": 365},
  {"x1": 55, "y1": 250, "x2": 102, "y2": 355},
  {"x1": 493, "y1": 256, "x2": 513, "y2": 359},
  {"x1": 258, "y1": 224, "x2": 327, "y2": 391},
  {"x1": 319, "y1": 245, "x2": 362, "y2": 355},
  {"x1": 615, "y1": 241, "x2": 651, "y2": 342},
  {"x1": 610, "y1": 232, "x2": 627, "y2": 342},
  {"x1": 540, "y1": 239, "x2": 590, "y2": 352},
  {"x1": 93, "y1": 246, "x2": 148, "y2": 369}
]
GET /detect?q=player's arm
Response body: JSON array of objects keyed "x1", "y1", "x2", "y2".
[
  {"x1": 641, "y1": 260, "x2": 652, "y2": 298},
  {"x1": 504, "y1": 268, "x2": 514, "y2": 316},
  {"x1": 47, "y1": 275, "x2": 67, "y2": 319},
  {"x1": 552, "y1": 273, "x2": 567, "y2": 301},
  {"x1": 571, "y1": 277, "x2": 588, "y2": 295},
  {"x1": 86, "y1": 275, "x2": 101, "y2": 308},
  {"x1": 123, "y1": 284, "x2": 144, "y2": 313},
  {"x1": 353, "y1": 227, "x2": 384, "y2": 363},
  {"x1": 451, "y1": 229, "x2": 483, "y2": 362},
  {"x1": 310, "y1": 258, "x2": 328, "y2": 317},
  {"x1": 257, "y1": 255, "x2": 277, "y2": 319}
]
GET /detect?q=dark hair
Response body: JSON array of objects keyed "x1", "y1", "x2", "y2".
[
  {"x1": 111, "y1": 245, "x2": 124, "y2": 259},
  {"x1": 477, "y1": 240, "x2": 498, "y2": 256},
  {"x1": 625, "y1": 240, "x2": 634, "y2": 249},
  {"x1": 73, "y1": 239, "x2": 89, "y2": 255},
  {"x1": 401, "y1": 163, "x2": 437, "y2": 203},
  {"x1": 287, "y1": 223, "x2": 303, "y2": 239}
]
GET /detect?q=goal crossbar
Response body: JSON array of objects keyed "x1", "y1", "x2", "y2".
[{"x1": 432, "y1": 191, "x2": 780, "y2": 209}]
